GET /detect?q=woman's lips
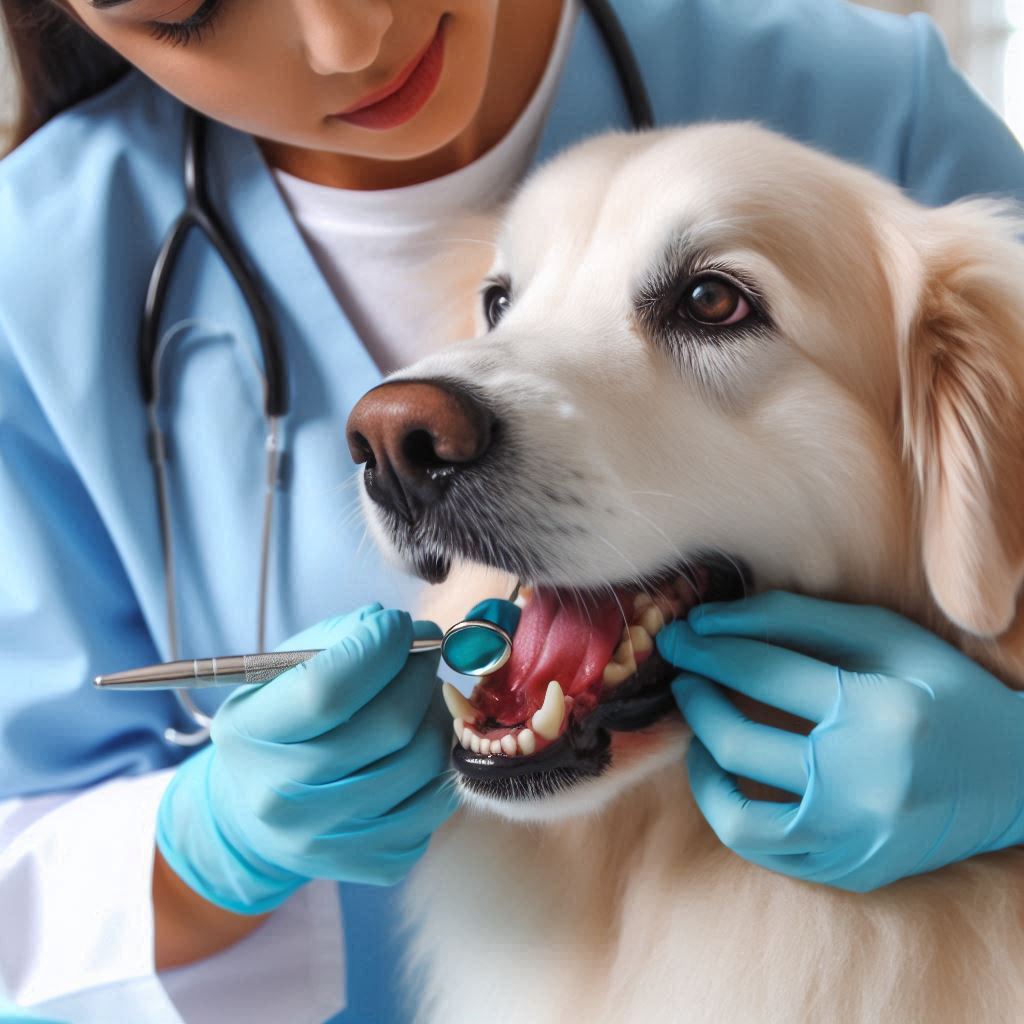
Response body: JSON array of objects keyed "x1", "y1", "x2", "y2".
[{"x1": 331, "y1": 18, "x2": 447, "y2": 131}]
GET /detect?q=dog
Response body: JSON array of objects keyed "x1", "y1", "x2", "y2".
[{"x1": 346, "y1": 122, "x2": 1024, "y2": 1023}]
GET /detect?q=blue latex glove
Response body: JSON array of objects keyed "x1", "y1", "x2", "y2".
[
  {"x1": 656, "y1": 591, "x2": 1024, "y2": 893},
  {"x1": 156, "y1": 604, "x2": 458, "y2": 914}
]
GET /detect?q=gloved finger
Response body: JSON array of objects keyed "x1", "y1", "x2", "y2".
[
  {"x1": 658, "y1": 620, "x2": 837, "y2": 723},
  {"x1": 256, "y1": 690, "x2": 456, "y2": 825},
  {"x1": 687, "y1": 590, "x2": 937, "y2": 676},
  {"x1": 336, "y1": 701, "x2": 457, "y2": 820},
  {"x1": 272, "y1": 603, "x2": 384, "y2": 654},
  {"x1": 673, "y1": 674, "x2": 809, "y2": 795},
  {"x1": 686, "y1": 738, "x2": 807, "y2": 855},
  {"x1": 725, "y1": 847, "x2": 813, "y2": 883},
  {"x1": 224, "y1": 609, "x2": 417, "y2": 743},
  {"x1": 304, "y1": 773, "x2": 462, "y2": 881},
  {"x1": 311, "y1": 624, "x2": 446, "y2": 774}
]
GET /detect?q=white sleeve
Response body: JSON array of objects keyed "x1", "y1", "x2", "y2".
[{"x1": 0, "y1": 770, "x2": 345, "y2": 1024}]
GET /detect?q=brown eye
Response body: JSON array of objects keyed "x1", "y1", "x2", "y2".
[{"x1": 683, "y1": 276, "x2": 751, "y2": 326}]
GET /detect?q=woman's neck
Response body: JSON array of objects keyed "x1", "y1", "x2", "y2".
[{"x1": 259, "y1": 0, "x2": 565, "y2": 191}]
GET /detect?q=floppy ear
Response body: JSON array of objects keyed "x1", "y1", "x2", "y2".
[{"x1": 898, "y1": 200, "x2": 1024, "y2": 637}]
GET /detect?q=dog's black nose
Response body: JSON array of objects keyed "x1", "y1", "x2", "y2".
[{"x1": 346, "y1": 380, "x2": 495, "y2": 522}]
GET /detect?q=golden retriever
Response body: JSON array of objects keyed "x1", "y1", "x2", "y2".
[{"x1": 346, "y1": 122, "x2": 1024, "y2": 1023}]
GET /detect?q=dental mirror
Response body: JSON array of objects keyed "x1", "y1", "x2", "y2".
[{"x1": 412, "y1": 583, "x2": 522, "y2": 676}]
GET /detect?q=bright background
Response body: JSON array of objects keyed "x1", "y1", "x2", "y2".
[{"x1": 0, "y1": 2, "x2": 1022, "y2": 143}]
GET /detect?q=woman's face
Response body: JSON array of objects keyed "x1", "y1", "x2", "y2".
[{"x1": 62, "y1": 1, "x2": 500, "y2": 162}]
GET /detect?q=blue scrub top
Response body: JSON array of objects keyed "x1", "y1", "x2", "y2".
[{"x1": 1, "y1": 1, "x2": 1023, "y2": 1020}]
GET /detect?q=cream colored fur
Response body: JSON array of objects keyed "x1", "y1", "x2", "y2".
[{"x1": 371, "y1": 124, "x2": 1024, "y2": 1023}]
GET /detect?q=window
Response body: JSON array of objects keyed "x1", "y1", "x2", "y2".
[{"x1": 1002, "y1": 0, "x2": 1024, "y2": 140}]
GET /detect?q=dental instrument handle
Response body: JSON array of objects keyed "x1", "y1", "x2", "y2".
[{"x1": 95, "y1": 641, "x2": 444, "y2": 692}]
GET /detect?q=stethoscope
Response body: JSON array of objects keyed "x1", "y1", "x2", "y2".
[{"x1": 140, "y1": 0, "x2": 654, "y2": 746}]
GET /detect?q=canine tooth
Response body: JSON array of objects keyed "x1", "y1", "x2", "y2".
[
  {"x1": 518, "y1": 729, "x2": 537, "y2": 755},
  {"x1": 531, "y1": 681, "x2": 566, "y2": 741},
  {"x1": 500, "y1": 733, "x2": 518, "y2": 756},
  {"x1": 603, "y1": 661, "x2": 633, "y2": 687},
  {"x1": 640, "y1": 606, "x2": 665, "y2": 635},
  {"x1": 629, "y1": 624, "x2": 653, "y2": 655},
  {"x1": 633, "y1": 593, "x2": 654, "y2": 612},
  {"x1": 442, "y1": 682, "x2": 476, "y2": 723}
]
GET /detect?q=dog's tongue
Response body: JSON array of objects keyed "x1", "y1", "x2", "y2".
[{"x1": 468, "y1": 588, "x2": 624, "y2": 726}]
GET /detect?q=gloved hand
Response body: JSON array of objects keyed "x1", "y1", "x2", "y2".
[
  {"x1": 656, "y1": 590, "x2": 1024, "y2": 893},
  {"x1": 156, "y1": 604, "x2": 458, "y2": 915}
]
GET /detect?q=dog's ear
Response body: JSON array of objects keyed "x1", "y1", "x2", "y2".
[{"x1": 898, "y1": 200, "x2": 1024, "y2": 637}]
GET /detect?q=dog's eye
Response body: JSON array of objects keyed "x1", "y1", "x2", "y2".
[
  {"x1": 682, "y1": 276, "x2": 751, "y2": 327},
  {"x1": 483, "y1": 284, "x2": 511, "y2": 330}
]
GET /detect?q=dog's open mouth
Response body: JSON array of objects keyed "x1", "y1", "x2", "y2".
[{"x1": 444, "y1": 557, "x2": 750, "y2": 800}]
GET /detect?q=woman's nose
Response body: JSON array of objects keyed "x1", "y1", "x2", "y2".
[{"x1": 294, "y1": 0, "x2": 395, "y2": 76}]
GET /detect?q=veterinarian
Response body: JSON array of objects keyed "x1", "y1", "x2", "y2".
[{"x1": 2, "y1": 1, "x2": 1023, "y2": 1021}]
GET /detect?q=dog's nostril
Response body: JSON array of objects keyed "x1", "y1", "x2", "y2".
[
  {"x1": 349, "y1": 431, "x2": 376, "y2": 469},
  {"x1": 402, "y1": 428, "x2": 449, "y2": 472}
]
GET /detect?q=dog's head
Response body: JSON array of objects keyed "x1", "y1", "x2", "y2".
[{"x1": 346, "y1": 124, "x2": 1024, "y2": 822}]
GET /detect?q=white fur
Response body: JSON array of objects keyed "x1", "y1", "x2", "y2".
[{"x1": 359, "y1": 124, "x2": 1024, "y2": 1023}]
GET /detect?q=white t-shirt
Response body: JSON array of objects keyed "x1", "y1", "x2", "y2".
[{"x1": 272, "y1": 0, "x2": 580, "y2": 374}]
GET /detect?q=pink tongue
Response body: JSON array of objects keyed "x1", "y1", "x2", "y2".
[{"x1": 470, "y1": 589, "x2": 624, "y2": 726}]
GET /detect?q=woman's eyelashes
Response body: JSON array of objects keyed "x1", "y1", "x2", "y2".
[{"x1": 148, "y1": 0, "x2": 227, "y2": 47}]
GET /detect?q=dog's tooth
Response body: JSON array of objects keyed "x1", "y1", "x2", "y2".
[
  {"x1": 531, "y1": 681, "x2": 566, "y2": 742},
  {"x1": 500, "y1": 733, "x2": 518, "y2": 757},
  {"x1": 654, "y1": 593, "x2": 677, "y2": 620},
  {"x1": 628, "y1": 624, "x2": 653, "y2": 655},
  {"x1": 603, "y1": 661, "x2": 633, "y2": 687},
  {"x1": 442, "y1": 682, "x2": 477, "y2": 724},
  {"x1": 518, "y1": 729, "x2": 537, "y2": 756},
  {"x1": 640, "y1": 605, "x2": 665, "y2": 635},
  {"x1": 633, "y1": 593, "x2": 654, "y2": 612}
]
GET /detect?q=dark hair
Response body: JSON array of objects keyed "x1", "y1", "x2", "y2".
[{"x1": 2, "y1": 0, "x2": 130, "y2": 154}]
